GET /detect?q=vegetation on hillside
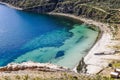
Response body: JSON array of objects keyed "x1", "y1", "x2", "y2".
[{"x1": 0, "y1": 0, "x2": 119, "y2": 24}]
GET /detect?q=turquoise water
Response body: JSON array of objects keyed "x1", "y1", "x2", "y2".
[{"x1": 0, "y1": 4, "x2": 98, "y2": 68}]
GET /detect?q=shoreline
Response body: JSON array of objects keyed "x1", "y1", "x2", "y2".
[
  {"x1": 48, "y1": 12, "x2": 112, "y2": 74},
  {"x1": 48, "y1": 13, "x2": 102, "y2": 72},
  {"x1": 0, "y1": 2, "x2": 22, "y2": 10},
  {"x1": 0, "y1": 61, "x2": 69, "y2": 72},
  {"x1": 0, "y1": 2, "x2": 114, "y2": 74}
]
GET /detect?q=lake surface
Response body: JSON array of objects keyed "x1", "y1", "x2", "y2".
[{"x1": 0, "y1": 4, "x2": 98, "y2": 68}]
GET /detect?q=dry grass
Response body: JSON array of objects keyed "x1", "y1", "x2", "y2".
[
  {"x1": 0, "y1": 70, "x2": 115, "y2": 80},
  {"x1": 113, "y1": 24, "x2": 120, "y2": 40},
  {"x1": 100, "y1": 60, "x2": 120, "y2": 77}
]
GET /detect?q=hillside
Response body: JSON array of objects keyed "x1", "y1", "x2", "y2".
[{"x1": 0, "y1": 0, "x2": 120, "y2": 24}]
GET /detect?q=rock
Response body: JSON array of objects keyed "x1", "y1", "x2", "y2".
[
  {"x1": 76, "y1": 57, "x2": 87, "y2": 73},
  {"x1": 0, "y1": 61, "x2": 68, "y2": 72}
]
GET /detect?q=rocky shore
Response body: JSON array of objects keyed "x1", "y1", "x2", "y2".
[{"x1": 0, "y1": 61, "x2": 69, "y2": 72}]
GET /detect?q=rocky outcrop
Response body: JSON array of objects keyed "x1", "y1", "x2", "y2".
[
  {"x1": 76, "y1": 57, "x2": 87, "y2": 73},
  {"x1": 0, "y1": 61, "x2": 69, "y2": 72}
]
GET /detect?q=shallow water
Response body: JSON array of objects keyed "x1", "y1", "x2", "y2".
[{"x1": 0, "y1": 4, "x2": 98, "y2": 68}]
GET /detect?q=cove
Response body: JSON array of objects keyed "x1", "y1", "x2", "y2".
[{"x1": 0, "y1": 4, "x2": 98, "y2": 68}]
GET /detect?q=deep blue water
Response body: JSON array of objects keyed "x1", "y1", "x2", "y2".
[{"x1": 0, "y1": 4, "x2": 98, "y2": 68}]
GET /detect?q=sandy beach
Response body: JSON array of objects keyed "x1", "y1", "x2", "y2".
[{"x1": 48, "y1": 12, "x2": 119, "y2": 74}]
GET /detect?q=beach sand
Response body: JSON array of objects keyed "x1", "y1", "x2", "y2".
[{"x1": 48, "y1": 12, "x2": 120, "y2": 74}]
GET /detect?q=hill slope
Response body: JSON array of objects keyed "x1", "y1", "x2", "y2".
[{"x1": 0, "y1": 0, "x2": 120, "y2": 23}]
